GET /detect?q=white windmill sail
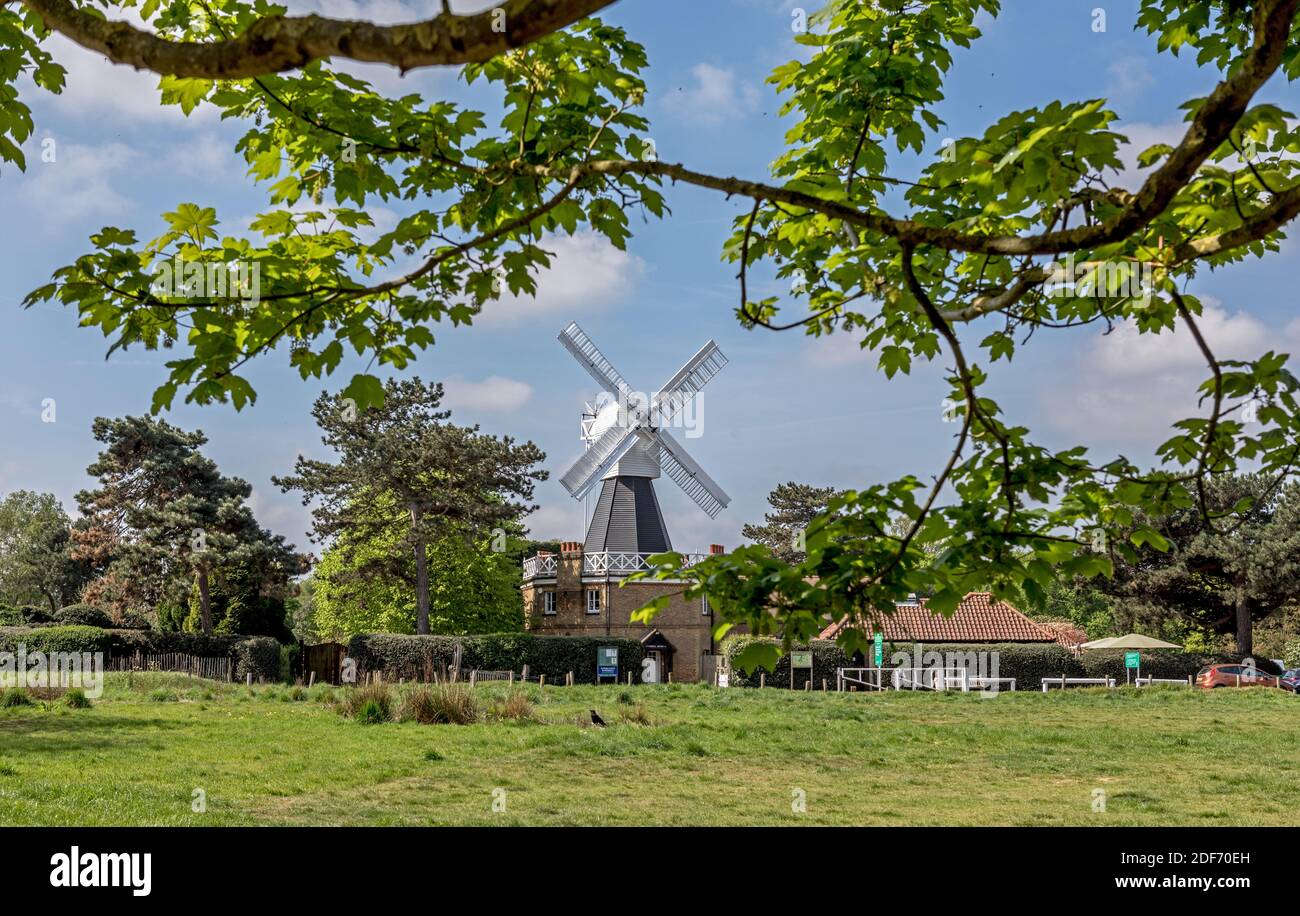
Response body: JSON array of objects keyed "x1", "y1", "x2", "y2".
[
  {"x1": 652, "y1": 429, "x2": 730, "y2": 519},
  {"x1": 651, "y1": 340, "x2": 727, "y2": 426},
  {"x1": 558, "y1": 322, "x2": 634, "y2": 400},
  {"x1": 559, "y1": 424, "x2": 648, "y2": 499}
]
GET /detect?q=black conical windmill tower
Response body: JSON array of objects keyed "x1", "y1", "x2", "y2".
[{"x1": 557, "y1": 322, "x2": 731, "y2": 552}]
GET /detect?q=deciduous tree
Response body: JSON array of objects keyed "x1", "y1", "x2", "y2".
[{"x1": 0, "y1": 490, "x2": 88, "y2": 612}]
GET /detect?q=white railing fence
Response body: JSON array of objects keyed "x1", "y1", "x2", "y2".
[
  {"x1": 522, "y1": 551, "x2": 709, "y2": 579},
  {"x1": 835, "y1": 667, "x2": 1011, "y2": 693}
]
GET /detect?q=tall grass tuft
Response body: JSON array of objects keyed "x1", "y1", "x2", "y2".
[
  {"x1": 618, "y1": 702, "x2": 652, "y2": 725},
  {"x1": 340, "y1": 683, "x2": 394, "y2": 724},
  {"x1": 489, "y1": 690, "x2": 534, "y2": 722},
  {"x1": 63, "y1": 688, "x2": 92, "y2": 709},
  {"x1": 2, "y1": 688, "x2": 32, "y2": 708},
  {"x1": 398, "y1": 683, "x2": 478, "y2": 725}
]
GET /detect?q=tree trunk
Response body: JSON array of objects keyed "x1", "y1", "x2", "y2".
[
  {"x1": 44, "y1": 591, "x2": 58, "y2": 614},
  {"x1": 197, "y1": 569, "x2": 213, "y2": 635},
  {"x1": 1235, "y1": 586, "x2": 1252, "y2": 657},
  {"x1": 411, "y1": 504, "x2": 430, "y2": 635}
]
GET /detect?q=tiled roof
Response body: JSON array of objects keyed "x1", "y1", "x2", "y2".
[
  {"x1": 818, "y1": 593, "x2": 1057, "y2": 643},
  {"x1": 1034, "y1": 619, "x2": 1090, "y2": 651}
]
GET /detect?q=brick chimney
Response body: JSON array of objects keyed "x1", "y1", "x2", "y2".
[
  {"x1": 709, "y1": 544, "x2": 725, "y2": 555},
  {"x1": 557, "y1": 541, "x2": 583, "y2": 592}
]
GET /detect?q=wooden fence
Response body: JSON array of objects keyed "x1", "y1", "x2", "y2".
[
  {"x1": 302, "y1": 642, "x2": 347, "y2": 685},
  {"x1": 107, "y1": 652, "x2": 234, "y2": 681}
]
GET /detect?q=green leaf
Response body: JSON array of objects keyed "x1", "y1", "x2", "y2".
[
  {"x1": 341, "y1": 373, "x2": 385, "y2": 411},
  {"x1": 733, "y1": 641, "x2": 781, "y2": 676}
]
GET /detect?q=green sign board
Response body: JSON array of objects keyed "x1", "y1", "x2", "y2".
[
  {"x1": 597, "y1": 646, "x2": 619, "y2": 678},
  {"x1": 790, "y1": 651, "x2": 813, "y2": 669},
  {"x1": 873, "y1": 633, "x2": 884, "y2": 667},
  {"x1": 1124, "y1": 651, "x2": 1141, "y2": 669}
]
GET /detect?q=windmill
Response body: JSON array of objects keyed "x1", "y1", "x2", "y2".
[{"x1": 557, "y1": 321, "x2": 730, "y2": 554}]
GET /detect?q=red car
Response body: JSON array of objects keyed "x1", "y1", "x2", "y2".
[{"x1": 1195, "y1": 663, "x2": 1284, "y2": 690}]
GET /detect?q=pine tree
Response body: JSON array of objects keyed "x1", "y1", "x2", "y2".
[
  {"x1": 742, "y1": 482, "x2": 846, "y2": 562},
  {"x1": 1100, "y1": 473, "x2": 1300, "y2": 655},
  {"x1": 75, "y1": 416, "x2": 299, "y2": 633},
  {"x1": 274, "y1": 378, "x2": 546, "y2": 635}
]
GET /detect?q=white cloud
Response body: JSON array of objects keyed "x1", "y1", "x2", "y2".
[
  {"x1": 803, "y1": 330, "x2": 873, "y2": 367},
  {"x1": 1040, "y1": 305, "x2": 1297, "y2": 449},
  {"x1": 1088, "y1": 303, "x2": 1272, "y2": 379},
  {"x1": 523, "y1": 502, "x2": 584, "y2": 541},
  {"x1": 16, "y1": 141, "x2": 138, "y2": 226},
  {"x1": 441, "y1": 375, "x2": 534, "y2": 413},
  {"x1": 247, "y1": 486, "x2": 314, "y2": 551},
  {"x1": 1110, "y1": 121, "x2": 1186, "y2": 190},
  {"x1": 164, "y1": 132, "x2": 250, "y2": 185},
  {"x1": 1106, "y1": 56, "x2": 1155, "y2": 98},
  {"x1": 35, "y1": 35, "x2": 217, "y2": 127},
  {"x1": 662, "y1": 64, "x2": 760, "y2": 126},
  {"x1": 478, "y1": 231, "x2": 644, "y2": 326}
]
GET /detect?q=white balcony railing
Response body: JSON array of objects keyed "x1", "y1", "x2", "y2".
[{"x1": 522, "y1": 551, "x2": 709, "y2": 580}]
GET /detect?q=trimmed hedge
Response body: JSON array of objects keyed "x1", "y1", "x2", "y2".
[
  {"x1": 0, "y1": 626, "x2": 280, "y2": 681},
  {"x1": 105, "y1": 629, "x2": 242, "y2": 658},
  {"x1": 0, "y1": 625, "x2": 113, "y2": 655},
  {"x1": 0, "y1": 606, "x2": 55, "y2": 626},
  {"x1": 1078, "y1": 649, "x2": 1282, "y2": 681},
  {"x1": 721, "y1": 636, "x2": 1281, "y2": 691},
  {"x1": 347, "y1": 632, "x2": 646, "y2": 685},
  {"x1": 721, "y1": 636, "x2": 1082, "y2": 691},
  {"x1": 53, "y1": 604, "x2": 115, "y2": 629},
  {"x1": 232, "y1": 637, "x2": 282, "y2": 682},
  {"x1": 720, "y1": 636, "x2": 849, "y2": 689}
]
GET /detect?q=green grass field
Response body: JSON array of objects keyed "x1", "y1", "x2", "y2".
[{"x1": 0, "y1": 673, "x2": 1296, "y2": 825}]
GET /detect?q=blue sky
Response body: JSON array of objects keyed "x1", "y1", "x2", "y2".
[{"x1": 2, "y1": 0, "x2": 1299, "y2": 556}]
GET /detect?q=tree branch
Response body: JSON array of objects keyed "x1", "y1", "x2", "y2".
[{"x1": 22, "y1": 0, "x2": 617, "y2": 78}]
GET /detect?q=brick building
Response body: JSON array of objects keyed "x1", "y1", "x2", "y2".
[{"x1": 521, "y1": 541, "x2": 725, "y2": 683}]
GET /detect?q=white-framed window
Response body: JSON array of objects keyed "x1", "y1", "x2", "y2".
[
  {"x1": 702, "y1": 595, "x2": 712, "y2": 616},
  {"x1": 543, "y1": 591, "x2": 556, "y2": 615},
  {"x1": 586, "y1": 588, "x2": 601, "y2": 614}
]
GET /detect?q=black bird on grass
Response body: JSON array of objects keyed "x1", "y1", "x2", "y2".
[{"x1": 590, "y1": 709, "x2": 606, "y2": 727}]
